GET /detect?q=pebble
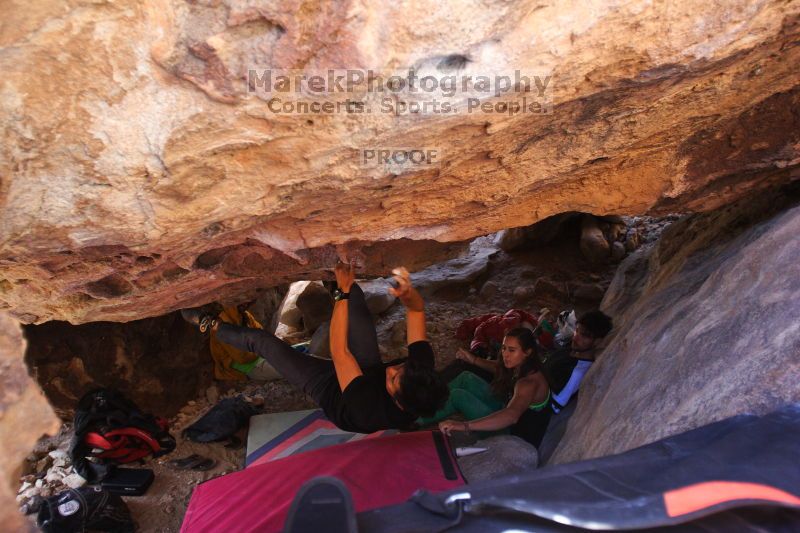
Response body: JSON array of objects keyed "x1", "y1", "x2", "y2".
[
  {"x1": 611, "y1": 241, "x2": 626, "y2": 262},
  {"x1": 250, "y1": 396, "x2": 265, "y2": 407},
  {"x1": 63, "y1": 473, "x2": 87, "y2": 489},
  {"x1": 48, "y1": 449, "x2": 67, "y2": 460},
  {"x1": 45, "y1": 467, "x2": 67, "y2": 483},
  {"x1": 22, "y1": 487, "x2": 40, "y2": 499},
  {"x1": 206, "y1": 385, "x2": 219, "y2": 404},
  {"x1": 36, "y1": 456, "x2": 53, "y2": 473},
  {"x1": 479, "y1": 281, "x2": 499, "y2": 299}
]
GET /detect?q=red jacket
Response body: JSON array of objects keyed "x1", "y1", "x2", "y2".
[{"x1": 456, "y1": 309, "x2": 553, "y2": 353}]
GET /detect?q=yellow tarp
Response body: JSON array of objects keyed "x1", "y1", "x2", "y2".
[{"x1": 209, "y1": 306, "x2": 263, "y2": 381}]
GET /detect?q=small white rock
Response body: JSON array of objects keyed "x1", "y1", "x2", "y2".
[
  {"x1": 45, "y1": 467, "x2": 67, "y2": 483},
  {"x1": 48, "y1": 449, "x2": 68, "y2": 460},
  {"x1": 62, "y1": 473, "x2": 87, "y2": 489},
  {"x1": 18, "y1": 482, "x2": 32, "y2": 494},
  {"x1": 205, "y1": 385, "x2": 219, "y2": 404},
  {"x1": 35, "y1": 479, "x2": 44, "y2": 489}
]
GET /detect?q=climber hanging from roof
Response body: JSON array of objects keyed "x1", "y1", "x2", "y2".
[{"x1": 181, "y1": 261, "x2": 449, "y2": 433}]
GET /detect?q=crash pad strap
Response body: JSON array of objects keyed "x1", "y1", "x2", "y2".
[{"x1": 432, "y1": 431, "x2": 458, "y2": 481}]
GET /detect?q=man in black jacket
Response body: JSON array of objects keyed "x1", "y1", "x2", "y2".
[{"x1": 544, "y1": 310, "x2": 613, "y2": 413}]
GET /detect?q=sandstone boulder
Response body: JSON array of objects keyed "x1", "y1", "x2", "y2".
[
  {"x1": 295, "y1": 282, "x2": 333, "y2": 334},
  {"x1": 550, "y1": 187, "x2": 800, "y2": 464},
  {"x1": 308, "y1": 321, "x2": 331, "y2": 358},
  {"x1": 4, "y1": 0, "x2": 798, "y2": 324},
  {"x1": 412, "y1": 236, "x2": 500, "y2": 296},
  {"x1": 479, "y1": 280, "x2": 500, "y2": 300},
  {"x1": 0, "y1": 313, "x2": 60, "y2": 532},
  {"x1": 276, "y1": 282, "x2": 315, "y2": 330},
  {"x1": 456, "y1": 435, "x2": 539, "y2": 483},
  {"x1": 357, "y1": 279, "x2": 397, "y2": 316},
  {"x1": 579, "y1": 215, "x2": 611, "y2": 264}
]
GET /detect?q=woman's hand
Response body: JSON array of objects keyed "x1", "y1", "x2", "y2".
[
  {"x1": 438, "y1": 420, "x2": 468, "y2": 436},
  {"x1": 456, "y1": 348, "x2": 476, "y2": 365},
  {"x1": 334, "y1": 261, "x2": 355, "y2": 293},
  {"x1": 389, "y1": 266, "x2": 424, "y2": 311}
]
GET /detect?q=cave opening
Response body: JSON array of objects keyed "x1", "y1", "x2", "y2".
[
  {"x1": 9, "y1": 180, "x2": 800, "y2": 531},
  {"x1": 14, "y1": 210, "x2": 678, "y2": 528}
]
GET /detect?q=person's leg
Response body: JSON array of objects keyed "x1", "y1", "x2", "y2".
[
  {"x1": 344, "y1": 283, "x2": 382, "y2": 369},
  {"x1": 215, "y1": 323, "x2": 334, "y2": 404},
  {"x1": 439, "y1": 359, "x2": 494, "y2": 384},
  {"x1": 246, "y1": 357, "x2": 281, "y2": 382},
  {"x1": 417, "y1": 371, "x2": 504, "y2": 425},
  {"x1": 449, "y1": 371, "x2": 502, "y2": 406}
]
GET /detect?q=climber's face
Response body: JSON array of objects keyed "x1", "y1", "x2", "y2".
[
  {"x1": 501, "y1": 335, "x2": 529, "y2": 369},
  {"x1": 385, "y1": 363, "x2": 405, "y2": 397},
  {"x1": 571, "y1": 324, "x2": 595, "y2": 352}
]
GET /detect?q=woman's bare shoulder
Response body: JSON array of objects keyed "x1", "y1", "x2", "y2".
[{"x1": 517, "y1": 370, "x2": 547, "y2": 388}]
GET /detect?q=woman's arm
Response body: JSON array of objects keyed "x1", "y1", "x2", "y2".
[
  {"x1": 329, "y1": 262, "x2": 364, "y2": 391},
  {"x1": 439, "y1": 375, "x2": 542, "y2": 435},
  {"x1": 389, "y1": 267, "x2": 427, "y2": 344},
  {"x1": 456, "y1": 348, "x2": 497, "y2": 375}
]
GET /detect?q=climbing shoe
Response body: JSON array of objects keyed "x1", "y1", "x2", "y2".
[
  {"x1": 181, "y1": 309, "x2": 218, "y2": 333},
  {"x1": 283, "y1": 476, "x2": 356, "y2": 533}
]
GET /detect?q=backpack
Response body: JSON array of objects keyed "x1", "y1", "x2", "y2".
[
  {"x1": 69, "y1": 388, "x2": 175, "y2": 482},
  {"x1": 183, "y1": 396, "x2": 255, "y2": 443},
  {"x1": 37, "y1": 486, "x2": 136, "y2": 533}
]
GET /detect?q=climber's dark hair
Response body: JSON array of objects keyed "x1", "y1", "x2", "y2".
[
  {"x1": 396, "y1": 363, "x2": 449, "y2": 417},
  {"x1": 577, "y1": 310, "x2": 613, "y2": 339}
]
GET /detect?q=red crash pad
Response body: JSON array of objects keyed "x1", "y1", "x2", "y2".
[{"x1": 181, "y1": 430, "x2": 464, "y2": 533}]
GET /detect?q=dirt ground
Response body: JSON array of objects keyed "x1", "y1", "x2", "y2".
[{"x1": 18, "y1": 220, "x2": 670, "y2": 531}]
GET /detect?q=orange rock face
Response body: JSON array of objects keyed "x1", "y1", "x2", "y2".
[
  {"x1": 0, "y1": 313, "x2": 60, "y2": 529},
  {"x1": 1, "y1": 0, "x2": 799, "y2": 323}
]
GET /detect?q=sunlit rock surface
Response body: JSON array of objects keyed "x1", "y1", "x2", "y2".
[
  {"x1": 0, "y1": 313, "x2": 60, "y2": 530},
  {"x1": 549, "y1": 186, "x2": 800, "y2": 464},
  {"x1": 2, "y1": 0, "x2": 799, "y2": 323}
]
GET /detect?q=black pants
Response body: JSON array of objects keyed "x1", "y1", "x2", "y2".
[{"x1": 215, "y1": 283, "x2": 381, "y2": 404}]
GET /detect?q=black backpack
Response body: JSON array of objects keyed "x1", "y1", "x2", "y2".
[
  {"x1": 37, "y1": 486, "x2": 136, "y2": 533},
  {"x1": 69, "y1": 388, "x2": 175, "y2": 482}
]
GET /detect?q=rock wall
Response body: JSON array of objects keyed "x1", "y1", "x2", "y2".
[
  {"x1": 550, "y1": 185, "x2": 800, "y2": 464},
  {"x1": 24, "y1": 313, "x2": 213, "y2": 419},
  {"x1": 22, "y1": 284, "x2": 287, "y2": 417},
  {"x1": 0, "y1": 313, "x2": 60, "y2": 531},
  {"x1": 2, "y1": 0, "x2": 800, "y2": 324}
]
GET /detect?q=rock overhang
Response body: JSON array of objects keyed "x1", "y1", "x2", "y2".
[{"x1": 1, "y1": 0, "x2": 799, "y2": 324}]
